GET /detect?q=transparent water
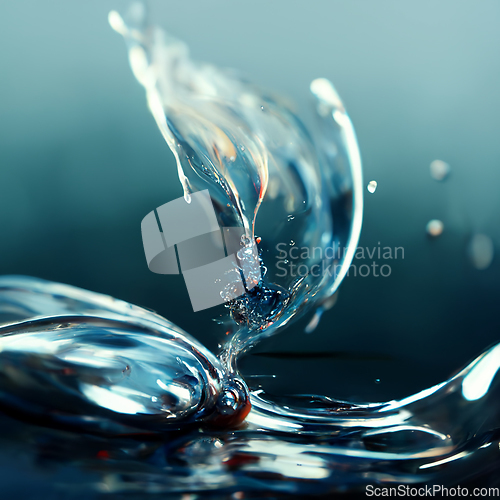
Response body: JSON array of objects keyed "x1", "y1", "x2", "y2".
[
  {"x1": 0, "y1": 276, "x2": 499, "y2": 495},
  {"x1": 0, "y1": 4, "x2": 498, "y2": 496}
]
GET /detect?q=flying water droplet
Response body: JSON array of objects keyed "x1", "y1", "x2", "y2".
[
  {"x1": 367, "y1": 180, "x2": 377, "y2": 193},
  {"x1": 430, "y1": 159, "x2": 451, "y2": 181},
  {"x1": 426, "y1": 219, "x2": 444, "y2": 237}
]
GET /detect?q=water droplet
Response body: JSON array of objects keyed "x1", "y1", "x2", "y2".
[
  {"x1": 367, "y1": 180, "x2": 377, "y2": 193},
  {"x1": 468, "y1": 233, "x2": 494, "y2": 270},
  {"x1": 426, "y1": 219, "x2": 444, "y2": 237},
  {"x1": 430, "y1": 160, "x2": 450, "y2": 181},
  {"x1": 184, "y1": 192, "x2": 192, "y2": 204}
]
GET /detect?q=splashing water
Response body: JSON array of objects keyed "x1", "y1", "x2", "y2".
[
  {"x1": 0, "y1": 4, "x2": 498, "y2": 496},
  {"x1": 0, "y1": 276, "x2": 499, "y2": 494},
  {"x1": 108, "y1": 6, "x2": 363, "y2": 361}
]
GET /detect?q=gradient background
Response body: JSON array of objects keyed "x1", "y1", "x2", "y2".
[{"x1": 0, "y1": 0, "x2": 499, "y2": 407}]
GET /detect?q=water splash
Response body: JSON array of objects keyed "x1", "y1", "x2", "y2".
[
  {"x1": 109, "y1": 6, "x2": 363, "y2": 357},
  {"x1": 0, "y1": 277, "x2": 499, "y2": 494},
  {"x1": 0, "y1": 4, "x2": 497, "y2": 495},
  {"x1": 105, "y1": 8, "x2": 500, "y2": 491}
]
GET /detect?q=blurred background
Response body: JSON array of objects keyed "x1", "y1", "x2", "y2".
[{"x1": 0, "y1": 0, "x2": 499, "y2": 406}]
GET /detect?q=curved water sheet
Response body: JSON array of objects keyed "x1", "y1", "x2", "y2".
[
  {"x1": 0, "y1": 350, "x2": 498, "y2": 496},
  {"x1": 0, "y1": 276, "x2": 249, "y2": 434},
  {"x1": 109, "y1": 5, "x2": 363, "y2": 360},
  {"x1": 0, "y1": 277, "x2": 498, "y2": 492}
]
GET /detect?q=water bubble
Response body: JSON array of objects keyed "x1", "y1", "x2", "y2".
[
  {"x1": 375, "y1": 378, "x2": 381, "y2": 384},
  {"x1": 430, "y1": 160, "x2": 450, "y2": 181},
  {"x1": 468, "y1": 233, "x2": 494, "y2": 270},
  {"x1": 367, "y1": 180, "x2": 377, "y2": 194},
  {"x1": 426, "y1": 219, "x2": 444, "y2": 237}
]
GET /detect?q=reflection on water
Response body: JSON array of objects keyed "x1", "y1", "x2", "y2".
[{"x1": 0, "y1": 276, "x2": 498, "y2": 496}]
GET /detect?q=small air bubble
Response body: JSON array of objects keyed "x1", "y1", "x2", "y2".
[
  {"x1": 426, "y1": 219, "x2": 443, "y2": 237},
  {"x1": 367, "y1": 180, "x2": 378, "y2": 193},
  {"x1": 229, "y1": 156, "x2": 235, "y2": 162},
  {"x1": 430, "y1": 160, "x2": 450, "y2": 181},
  {"x1": 260, "y1": 106, "x2": 265, "y2": 111},
  {"x1": 289, "y1": 240, "x2": 295, "y2": 246},
  {"x1": 240, "y1": 146, "x2": 245, "y2": 152},
  {"x1": 375, "y1": 378, "x2": 381, "y2": 384}
]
